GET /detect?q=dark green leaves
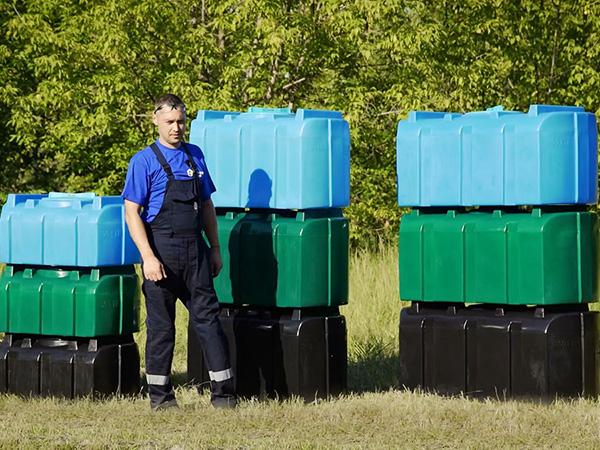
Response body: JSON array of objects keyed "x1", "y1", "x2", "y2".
[{"x1": 1, "y1": 0, "x2": 599, "y2": 247}]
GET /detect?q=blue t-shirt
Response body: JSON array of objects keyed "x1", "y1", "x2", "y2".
[{"x1": 122, "y1": 140, "x2": 216, "y2": 223}]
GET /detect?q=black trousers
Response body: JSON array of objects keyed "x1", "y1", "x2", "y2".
[{"x1": 142, "y1": 233, "x2": 234, "y2": 407}]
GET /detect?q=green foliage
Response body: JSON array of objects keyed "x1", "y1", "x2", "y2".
[{"x1": 1, "y1": 0, "x2": 600, "y2": 247}]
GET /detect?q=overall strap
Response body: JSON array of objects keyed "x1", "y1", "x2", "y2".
[
  {"x1": 181, "y1": 142, "x2": 199, "y2": 178},
  {"x1": 150, "y1": 142, "x2": 174, "y2": 180}
]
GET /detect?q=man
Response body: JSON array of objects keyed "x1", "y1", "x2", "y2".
[{"x1": 122, "y1": 94, "x2": 236, "y2": 410}]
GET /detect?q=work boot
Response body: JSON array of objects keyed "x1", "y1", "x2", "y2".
[
  {"x1": 152, "y1": 398, "x2": 180, "y2": 411},
  {"x1": 211, "y1": 378, "x2": 237, "y2": 409},
  {"x1": 211, "y1": 395, "x2": 237, "y2": 409}
]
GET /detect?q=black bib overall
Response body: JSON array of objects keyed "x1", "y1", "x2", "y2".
[{"x1": 143, "y1": 142, "x2": 235, "y2": 408}]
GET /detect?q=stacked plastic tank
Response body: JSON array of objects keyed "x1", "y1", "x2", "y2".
[
  {"x1": 0, "y1": 193, "x2": 142, "y2": 398},
  {"x1": 396, "y1": 105, "x2": 600, "y2": 398},
  {"x1": 186, "y1": 107, "x2": 350, "y2": 400}
]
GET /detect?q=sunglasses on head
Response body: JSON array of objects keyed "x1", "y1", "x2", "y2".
[{"x1": 154, "y1": 104, "x2": 186, "y2": 114}]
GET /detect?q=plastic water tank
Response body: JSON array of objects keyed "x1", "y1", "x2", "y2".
[
  {"x1": 189, "y1": 107, "x2": 350, "y2": 209},
  {"x1": 396, "y1": 105, "x2": 598, "y2": 206},
  {"x1": 399, "y1": 209, "x2": 599, "y2": 305},
  {"x1": 0, "y1": 192, "x2": 140, "y2": 266}
]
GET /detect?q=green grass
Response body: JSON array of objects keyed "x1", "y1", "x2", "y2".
[
  {"x1": 345, "y1": 245, "x2": 403, "y2": 392},
  {"x1": 2, "y1": 247, "x2": 600, "y2": 448},
  {"x1": 4, "y1": 390, "x2": 600, "y2": 448}
]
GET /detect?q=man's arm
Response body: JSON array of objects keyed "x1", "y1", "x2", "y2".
[
  {"x1": 202, "y1": 197, "x2": 222, "y2": 277},
  {"x1": 124, "y1": 199, "x2": 167, "y2": 281}
]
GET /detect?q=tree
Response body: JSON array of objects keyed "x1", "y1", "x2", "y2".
[{"x1": 1, "y1": 0, "x2": 599, "y2": 248}]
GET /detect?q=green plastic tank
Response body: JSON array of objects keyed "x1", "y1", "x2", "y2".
[
  {"x1": 0, "y1": 266, "x2": 140, "y2": 337},
  {"x1": 214, "y1": 209, "x2": 349, "y2": 308},
  {"x1": 399, "y1": 209, "x2": 599, "y2": 305}
]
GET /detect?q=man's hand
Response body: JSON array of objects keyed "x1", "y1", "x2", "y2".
[
  {"x1": 210, "y1": 247, "x2": 223, "y2": 277},
  {"x1": 143, "y1": 254, "x2": 167, "y2": 281}
]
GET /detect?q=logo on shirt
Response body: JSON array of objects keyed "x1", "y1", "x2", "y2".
[{"x1": 187, "y1": 168, "x2": 204, "y2": 178}]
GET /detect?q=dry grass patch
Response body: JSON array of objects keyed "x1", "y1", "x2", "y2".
[
  {"x1": 1, "y1": 390, "x2": 600, "y2": 448},
  {"x1": 1, "y1": 247, "x2": 600, "y2": 448}
]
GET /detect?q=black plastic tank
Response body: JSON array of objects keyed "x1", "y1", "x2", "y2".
[
  {"x1": 0, "y1": 334, "x2": 140, "y2": 398},
  {"x1": 188, "y1": 306, "x2": 347, "y2": 401},
  {"x1": 399, "y1": 302, "x2": 600, "y2": 398}
]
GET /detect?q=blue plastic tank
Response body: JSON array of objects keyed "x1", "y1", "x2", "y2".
[
  {"x1": 189, "y1": 107, "x2": 350, "y2": 209},
  {"x1": 396, "y1": 105, "x2": 598, "y2": 206},
  {"x1": 0, "y1": 193, "x2": 140, "y2": 266}
]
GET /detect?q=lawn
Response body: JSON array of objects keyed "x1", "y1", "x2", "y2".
[{"x1": 1, "y1": 247, "x2": 600, "y2": 448}]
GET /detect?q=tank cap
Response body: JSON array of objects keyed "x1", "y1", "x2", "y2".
[
  {"x1": 247, "y1": 107, "x2": 292, "y2": 114},
  {"x1": 48, "y1": 192, "x2": 96, "y2": 200}
]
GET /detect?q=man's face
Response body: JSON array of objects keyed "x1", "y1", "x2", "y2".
[{"x1": 153, "y1": 106, "x2": 186, "y2": 148}]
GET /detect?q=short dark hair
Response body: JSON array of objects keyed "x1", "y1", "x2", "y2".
[{"x1": 154, "y1": 94, "x2": 185, "y2": 114}]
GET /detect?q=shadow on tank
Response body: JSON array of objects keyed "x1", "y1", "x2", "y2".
[
  {"x1": 246, "y1": 169, "x2": 272, "y2": 209},
  {"x1": 226, "y1": 169, "x2": 278, "y2": 306}
]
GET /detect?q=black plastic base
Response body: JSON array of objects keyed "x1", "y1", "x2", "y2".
[
  {"x1": 188, "y1": 306, "x2": 347, "y2": 401},
  {"x1": 399, "y1": 302, "x2": 600, "y2": 398},
  {"x1": 0, "y1": 334, "x2": 140, "y2": 398}
]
